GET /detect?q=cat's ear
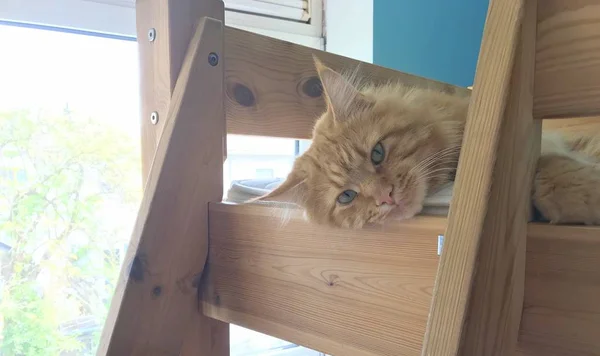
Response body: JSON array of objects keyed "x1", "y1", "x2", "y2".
[
  {"x1": 313, "y1": 55, "x2": 372, "y2": 122},
  {"x1": 252, "y1": 170, "x2": 307, "y2": 206}
]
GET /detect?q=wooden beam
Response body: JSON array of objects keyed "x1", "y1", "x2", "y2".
[
  {"x1": 98, "y1": 17, "x2": 228, "y2": 356},
  {"x1": 134, "y1": 0, "x2": 228, "y2": 354},
  {"x1": 203, "y1": 203, "x2": 446, "y2": 356},
  {"x1": 534, "y1": 0, "x2": 600, "y2": 119},
  {"x1": 223, "y1": 26, "x2": 471, "y2": 140},
  {"x1": 137, "y1": 0, "x2": 225, "y2": 186},
  {"x1": 422, "y1": 0, "x2": 540, "y2": 355},
  {"x1": 202, "y1": 203, "x2": 600, "y2": 356},
  {"x1": 542, "y1": 116, "x2": 600, "y2": 134},
  {"x1": 517, "y1": 223, "x2": 600, "y2": 356}
]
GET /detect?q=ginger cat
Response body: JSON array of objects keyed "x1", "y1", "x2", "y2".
[{"x1": 254, "y1": 58, "x2": 600, "y2": 229}]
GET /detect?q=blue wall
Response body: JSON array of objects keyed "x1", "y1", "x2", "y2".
[{"x1": 373, "y1": 0, "x2": 489, "y2": 87}]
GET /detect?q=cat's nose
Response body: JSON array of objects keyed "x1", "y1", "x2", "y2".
[{"x1": 375, "y1": 185, "x2": 394, "y2": 206}]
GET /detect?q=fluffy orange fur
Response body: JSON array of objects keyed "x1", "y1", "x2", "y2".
[{"x1": 255, "y1": 58, "x2": 600, "y2": 228}]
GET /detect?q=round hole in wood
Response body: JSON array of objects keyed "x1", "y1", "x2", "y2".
[
  {"x1": 232, "y1": 83, "x2": 255, "y2": 107},
  {"x1": 302, "y1": 76, "x2": 323, "y2": 98}
]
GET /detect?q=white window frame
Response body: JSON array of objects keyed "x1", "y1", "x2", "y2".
[
  {"x1": 0, "y1": 0, "x2": 324, "y2": 49},
  {"x1": 1, "y1": 0, "x2": 375, "y2": 60}
]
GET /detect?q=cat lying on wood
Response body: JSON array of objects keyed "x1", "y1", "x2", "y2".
[{"x1": 253, "y1": 58, "x2": 600, "y2": 229}]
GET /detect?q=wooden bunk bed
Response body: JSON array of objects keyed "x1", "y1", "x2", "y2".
[{"x1": 97, "y1": 0, "x2": 600, "y2": 355}]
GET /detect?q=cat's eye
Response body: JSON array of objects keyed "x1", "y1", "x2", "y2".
[
  {"x1": 337, "y1": 189, "x2": 357, "y2": 205},
  {"x1": 371, "y1": 142, "x2": 385, "y2": 165}
]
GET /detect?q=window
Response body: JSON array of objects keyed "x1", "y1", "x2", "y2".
[
  {"x1": 0, "y1": 23, "x2": 141, "y2": 355},
  {"x1": 0, "y1": 1, "x2": 371, "y2": 354}
]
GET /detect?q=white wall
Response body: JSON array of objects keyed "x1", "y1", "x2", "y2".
[{"x1": 324, "y1": 0, "x2": 373, "y2": 63}]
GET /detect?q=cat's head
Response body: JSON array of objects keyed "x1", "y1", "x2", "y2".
[{"x1": 254, "y1": 58, "x2": 458, "y2": 229}]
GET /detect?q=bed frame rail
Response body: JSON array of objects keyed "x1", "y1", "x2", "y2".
[
  {"x1": 98, "y1": 0, "x2": 600, "y2": 355},
  {"x1": 223, "y1": 26, "x2": 469, "y2": 140},
  {"x1": 534, "y1": 0, "x2": 600, "y2": 119},
  {"x1": 517, "y1": 223, "x2": 600, "y2": 356},
  {"x1": 203, "y1": 203, "x2": 445, "y2": 356},
  {"x1": 202, "y1": 203, "x2": 600, "y2": 356}
]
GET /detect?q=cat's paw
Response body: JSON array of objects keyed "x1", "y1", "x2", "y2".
[
  {"x1": 533, "y1": 195, "x2": 564, "y2": 224},
  {"x1": 534, "y1": 154, "x2": 600, "y2": 225}
]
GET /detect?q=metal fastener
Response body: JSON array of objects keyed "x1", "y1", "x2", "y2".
[
  {"x1": 208, "y1": 52, "x2": 219, "y2": 66},
  {"x1": 148, "y1": 28, "x2": 156, "y2": 42},
  {"x1": 152, "y1": 286, "x2": 162, "y2": 297},
  {"x1": 150, "y1": 111, "x2": 159, "y2": 125}
]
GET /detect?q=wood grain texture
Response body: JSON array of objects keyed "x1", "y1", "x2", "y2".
[
  {"x1": 136, "y1": 0, "x2": 171, "y2": 184},
  {"x1": 422, "y1": 0, "x2": 540, "y2": 355},
  {"x1": 202, "y1": 202, "x2": 600, "y2": 356},
  {"x1": 534, "y1": 0, "x2": 600, "y2": 119},
  {"x1": 203, "y1": 203, "x2": 446, "y2": 356},
  {"x1": 517, "y1": 223, "x2": 600, "y2": 356},
  {"x1": 135, "y1": 1, "x2": 229, "y2": 354},
  {"x1": 542, "y1": 116, "x2": 600, "y2": 133},
  {"x1": 223, "y1": 26, "x2": 471, "y2": 139},
  {"x1": 98, "y1": 17, "x2": 227, "y2": 356},
  {"x1": 137, "y1": 0, "x2": 226, "y2": 186}
]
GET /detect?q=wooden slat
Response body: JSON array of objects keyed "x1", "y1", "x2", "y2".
[
  {"x1": 517, "y1": 223, "x2": 600, "y2": 356},
  {"x1": 99, "y1": 17, "x2": 227, "y2": 356},
  {"x1": 534, "y1": 0, "x2": 600, "y2": 119},
  {"x1": 202, "y1": 203, "x2": 446, "y2": 356},
  {"x1": 202, "y1": 203, "x2": 600, "y2": 356},
  {"x1": 542, "y1": 116, "x2": 600, "y2": 133},
  {"x1": 422, "y1": 0, "x2": 540, "y2": 355},
  {"x1": 223, "y1": 26, "x2": 471, "y2": 139}
]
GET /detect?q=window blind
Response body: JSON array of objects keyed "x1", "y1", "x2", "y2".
[{"x1": 224, "y1": 0, "x2": 310, "y2": 22}]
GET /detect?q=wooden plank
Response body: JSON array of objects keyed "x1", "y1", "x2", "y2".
[
  {"x1": 542, "y1": 116, "x2": 600, "y2": 133},
  {"x1": 202, "y1": 202, "x2": 600, "y2": 356},
  {"x1": 137, "y1": 0, "x2": 226, "y2": 186},
  {"x1": 422, "y1": 0, "x2": 540, "y2": 355},
  {"x1": 223, "y1": 26, "x2": 471, "y2": 139},
  {"x1": 202, "y1": 203, "x2": 446, "y2": 356},
  {"x1": 534, "y1": 0, "x2": 600, "y2": 119},
  {"x1": 98, "y1": 17, "x2": 227, "y2": 356},
  {"x1": 135, "y1": 0, "x2": 229, "y2": 354},
  {"x1": 517, "y1": 223, "x2": 600, "y2": 356}
]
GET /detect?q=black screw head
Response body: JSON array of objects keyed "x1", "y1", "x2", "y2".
[
  {"x1": 150, "y1": 111, "x2": 159, "y2": 125},
  {"x1": 152, "y1": 286, "x2": 162, "y2": 297},
  {"x1": 147, "y1": 28, "x2": 156, "y2": 42},
  {"x1": 208, "y1": 52, "x2": 219, "y2": 66}
]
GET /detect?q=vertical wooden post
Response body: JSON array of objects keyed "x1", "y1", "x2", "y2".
[
  {"x1": 97, "y1": 0, "x2": 229, "y2": 355},
  {"x1": 136, "y1": 0, "x2": 225, "y2": 182},
  {"x1": 422, "y1": 0, "x2": 539, "y2": 355}
]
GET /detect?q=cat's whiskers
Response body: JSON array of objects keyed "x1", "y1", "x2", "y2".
[
  {"x1": 411, "y1": 148, "x2": 456, "y2": 172},
  {"x1": 411, "y1": 158, "x2": 459, "y2": 181},
  {"x1": 410, "y1": 145, "x2": 460, "y2": 174},
  {"x1": 414, "y1": 157, "x2": 459, "y2": 174},
  {"x1": 416, "y1": 169, "x2": 457, "y2": 181},
  {"x1": 417, "y1": 166, "x2": 457, "y2": 177}
]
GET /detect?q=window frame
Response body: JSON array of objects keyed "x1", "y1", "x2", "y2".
[{"x1": 0, "y1": 0, "x2": 324, "y2": 44}]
